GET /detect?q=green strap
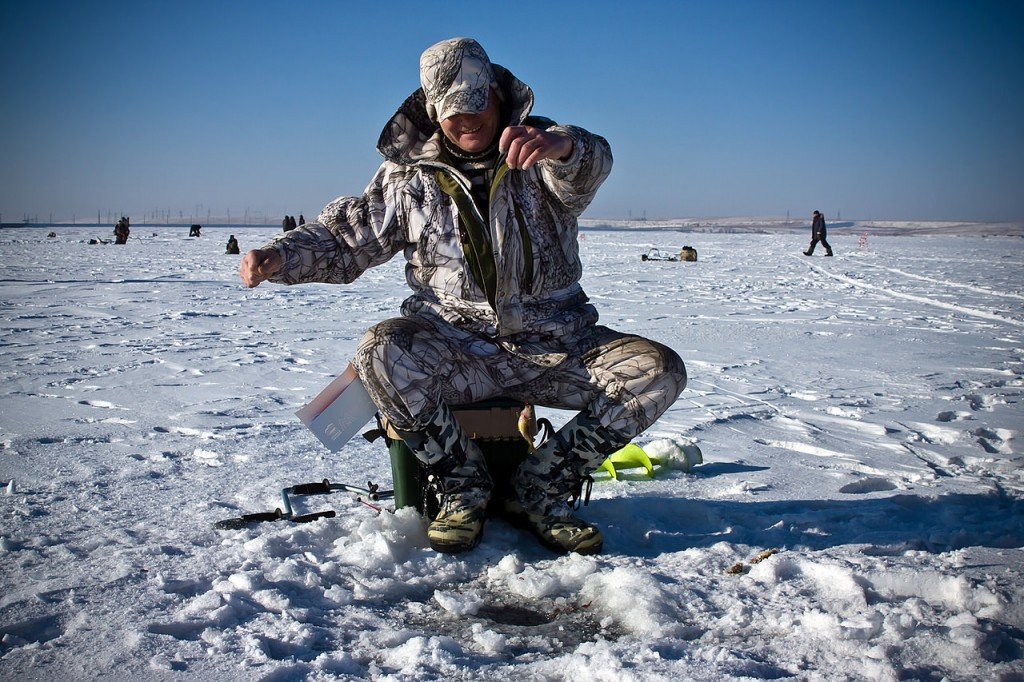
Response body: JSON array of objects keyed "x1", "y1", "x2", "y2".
[
  {"x1": 436, "y1": 163, "x2": 535, "y2": 309},
  {"x1": 513, "y1": 200, "x2": 534, "y2": 292},
  {"x1": 436, "y1": 171, "x2": 498, "y2": 308}
]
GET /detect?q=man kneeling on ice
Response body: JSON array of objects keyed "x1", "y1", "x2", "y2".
[{"x1": 239, "y1": 37, "x2": 686, "y2": 555}]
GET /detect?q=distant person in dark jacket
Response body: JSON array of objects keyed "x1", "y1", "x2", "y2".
[
  {"x1": 803, "y1": 210, "x2": 833, "y2": 256},
  {"x1": 298, "y1": 214, "x2": 305, "y2": 226},
  {"x1": 189, "y1": 224, "x2": 202, "y2": 237},
  {"x1": 226, "y1": 235, "x2": 240, "y2": 254},
  {"x1": 114, "y1": 217, "x2": 130, "y2": 244}
]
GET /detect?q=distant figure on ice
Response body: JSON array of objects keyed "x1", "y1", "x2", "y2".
[
  {"x1": 226, "y1": 235, "x2": 240, "y2": 254},
  {"x1": 113, "y1": 217, "x2": 130, "y2": 244},
  {"x1": 803, "y1": 210, "x2": 833, "y2": 256},
  {"x1": 189, "y1": 224, "x2": 202, "y2": 237},
  {"x1": 282, "y1": 215, "x2": 297, "y2": 232},
  {"x1": 298, "y1": 214, "x2": 305, "y2": 226},
  {"x1": 239, "y1": 37, "x2": 685, "y2": 557}
]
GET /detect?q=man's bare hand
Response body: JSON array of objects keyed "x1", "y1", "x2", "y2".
[
  {"x1": 499, "y1": 126, "x2": 572, "y2": 170},
  {"x1": 239, "y1": 248, "x2": 282, "y2": 288}
]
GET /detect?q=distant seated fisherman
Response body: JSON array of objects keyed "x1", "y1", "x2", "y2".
[
  {"x1": 239, "y1": 37, "x2": 686, "y2": 555},
  {"x1": 226, "y1": 234, "x2": 240, "y2": 254}
]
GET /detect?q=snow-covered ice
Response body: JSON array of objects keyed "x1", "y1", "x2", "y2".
[{"x1": 1, "y1": 226, "x2": 1022, "y2": 680}]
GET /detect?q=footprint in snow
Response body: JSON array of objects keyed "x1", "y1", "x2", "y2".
[
  {"x1": 77, "y1": 399, "x2": 123, "y2": 409},
  {"x1": 152, "y1": 425, "x2": 220, "y2": 440},
  {"x1": 192, "y1": 448, "x2": 223, "y2": 466},
  {"x1": 961, "y1": 393, "x2": 999, "y2": 411},
  {"x1": 839, "y1": 477, "x2": 898, "y2": 494},
  {"x1": 973, "y1": 427, "x2": 1014, "y2": 455},
  {"x1": 936, "y1": 410, "x2": 973, "y2": 423},
  {"x1": 0, "y1": 614, "x2": 65, "y2": 652}
]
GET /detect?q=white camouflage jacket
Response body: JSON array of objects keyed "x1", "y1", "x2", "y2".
[{"x1": 264, "y1": 65, "x2": 613, "y2": 356}]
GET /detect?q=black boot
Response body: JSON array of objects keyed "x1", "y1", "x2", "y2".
[
  {"x1": 502, "y1": 478, "x2": 603, "y2": 555},
  {"x1": 423, "y1": 473, "x2": 489, "y2": 553},
  {"x1": 395, "y1": 403, "x2": 491, "y2": 553},
  {"x1": 502, "y1": 410, "x2": 626, "y2": 555}
]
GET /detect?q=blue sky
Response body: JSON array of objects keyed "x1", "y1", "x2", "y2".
[{"x1": 2, "y1": 0, "x2": 1022, "y2": 223}]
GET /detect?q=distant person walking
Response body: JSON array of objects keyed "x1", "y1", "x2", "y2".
[
  {"x1": 226, "y1": 235, "x2": 240, "y2": 254},
  {"x1": 803, "y1": 210, "x2": 833, "y2": 257}
]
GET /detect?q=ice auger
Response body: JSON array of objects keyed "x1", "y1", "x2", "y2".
[{"x1": 214, "y1": 479, "x2": 394, "y2": 530}]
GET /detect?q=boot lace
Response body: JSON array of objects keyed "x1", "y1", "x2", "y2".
[{"x1": 568, "y1": 475, "x2": 594, "y2": 510}]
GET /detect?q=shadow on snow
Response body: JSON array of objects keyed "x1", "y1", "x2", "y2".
[{"x1": 587, "y1": 488, "x2": 1024, "y2": 557}]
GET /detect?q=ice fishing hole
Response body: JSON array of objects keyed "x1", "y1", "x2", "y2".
[{"x1": 475, "y1": 603, "x2": 553, "y2": 627}]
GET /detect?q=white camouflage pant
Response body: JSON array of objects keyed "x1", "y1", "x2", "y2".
[{"x1": 353, "y1": 312, "x2": 686, "y2": 509}]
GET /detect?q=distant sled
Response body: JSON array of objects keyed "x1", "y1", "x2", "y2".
[
  {"x1": 640, "y1": 246, "x2": 698, "y2": 262},
  {"x1": 641, "y1": 247, "x2": 678, "y2": 262}
]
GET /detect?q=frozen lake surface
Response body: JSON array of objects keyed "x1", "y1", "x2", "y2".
[{"x1": 1, "y1": 226, "x2": 1022, "y2": 680}]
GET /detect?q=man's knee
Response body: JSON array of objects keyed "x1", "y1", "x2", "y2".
[
  {"x1": 354, "y1": 318, "x2": 420, "y2": 372},
  {"x1": 581, "y1": 332, "x2": 686, "y2": 433},
  {"x1": 353, "y1": 318, "x2": 426, "y2": 398},
  {"x1": 354, "y1": 317, "x2": 440, "y2": 427},
  {"x1": 659, "y1": 342, "x2": 687, "y2": 395},
  {"x1": 595, "y1": 334, "x2": 686, "y2": 391},
  {"x1": 635, "y1": 338, "x2": 687, "y2": 416}
]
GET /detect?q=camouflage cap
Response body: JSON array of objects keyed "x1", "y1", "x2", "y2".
[{"x1": 419, "y1": 37, "x2": 496, "y2": 122}]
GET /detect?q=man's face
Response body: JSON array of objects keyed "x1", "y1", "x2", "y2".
[{"x1": 440, "y1": 89, "x2": 500, "y2": 153}]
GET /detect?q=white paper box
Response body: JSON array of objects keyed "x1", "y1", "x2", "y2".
[{"x1": 295, "y1": 363, "x2": 378, "y2": 452}]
